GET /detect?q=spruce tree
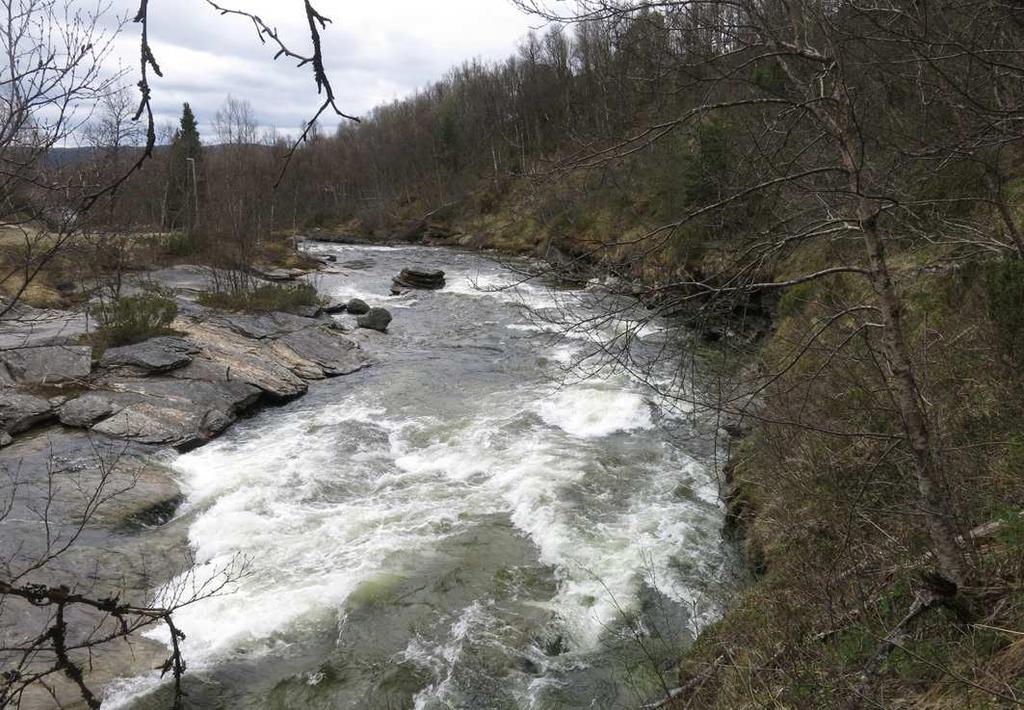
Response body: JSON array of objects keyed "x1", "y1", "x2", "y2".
[{"x1": 164, "y1": 102, "x2": 204, "y2": 232}]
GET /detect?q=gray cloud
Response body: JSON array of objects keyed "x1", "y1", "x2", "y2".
[{"x1": 102, "y1": 0, "x2": 538, "y2": 139}]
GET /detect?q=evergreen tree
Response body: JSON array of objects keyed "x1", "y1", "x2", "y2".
[{"x1": 164, "y1": 102, "x2": 204, "y2": 232}]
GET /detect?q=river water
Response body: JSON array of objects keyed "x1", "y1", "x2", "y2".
[{"x1": 108, "y1": 244, "x2": 736, "y2": 710}]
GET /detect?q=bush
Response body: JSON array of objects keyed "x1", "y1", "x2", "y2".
[
  {"x1": 163, "y1": 231, "x2": 206, "y2": 257},
  {"x1": 197, "y1": 282, "x2": 323, "y2": 313},
  {"x1": 986, "y1": 258, "x2": 1024, "y2": 363},
  {"x1": 93, "y1": 292, "x2": 179, "y2": 349}
]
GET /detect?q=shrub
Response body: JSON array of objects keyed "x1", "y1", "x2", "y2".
[
  {"x1": 197, "y1": 282, "x2": 323, "y2": 313},
  {"x1": 985, "y1": 258, "x2": 1024, "y2": 363},
  {"x1": 93, "y1": 292, "x2": 179, "y2": 348},
  {"x1": 163, "y1": 231, "x2": 206, "y2": 257}
]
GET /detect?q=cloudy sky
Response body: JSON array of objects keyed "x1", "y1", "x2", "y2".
[{"x1": 103, "y1": 0, "x2": 542, "y2": 139}]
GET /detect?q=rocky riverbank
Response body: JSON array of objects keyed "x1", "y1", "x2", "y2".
[
  {"x1": 0, "y1": 260, "x2": 380, "y2": 708},
  {"x1": 0, "y1": 307, "x2": 370, "y2": 451}
]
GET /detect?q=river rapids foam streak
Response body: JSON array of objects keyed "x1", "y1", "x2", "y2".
[{"x1": 106, "y1": 245, "x2": 737, "y2": 710}]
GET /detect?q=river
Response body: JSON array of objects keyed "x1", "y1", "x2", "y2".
[{"x1": 107, "y1": 244, "x2": 736, "y2": 710}]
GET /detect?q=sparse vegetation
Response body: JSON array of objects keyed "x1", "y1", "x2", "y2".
[
  {"x1": 90, "y1": 292, "x2": 179, "y2": 350},
  {"x1": 197, "y1": 281, "x2": 322, "y2": 313}
]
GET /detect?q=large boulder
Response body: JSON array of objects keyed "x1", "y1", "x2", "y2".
[
  {"x1": 392, "y1": 268, "x2": 445, "y2": 291},
  {"x1": 346, "y1": 298, "x2": 370, "y2": 315},
  {"x1": 0, "y1": 391, "x2": 54, "y2": 433},
  {"x1": 357, "y1": 307, "x2": 392, "y2": 333},
  {"x1": 0, "y1": 345, "x2": 92, "y2": 384},
  {"x1": 99, "y1": 336, "x2": 199, "y2": 375}
]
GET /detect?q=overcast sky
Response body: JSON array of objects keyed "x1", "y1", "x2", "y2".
[{"x1": 103, "y1": 0, "x2": 541, "y2": 140}]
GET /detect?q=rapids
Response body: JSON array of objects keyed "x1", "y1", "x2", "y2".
[{"x1": 106, "y1": 244, "x2": 737, "y2": 710}]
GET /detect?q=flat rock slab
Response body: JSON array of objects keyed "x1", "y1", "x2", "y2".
[
  {"x1": 173, "y1": 319, "x2": 309, "y2": 399},
  {"x1": 0, "y1": 344, "x2": 92, "y2": 384},
  {"x1": 91, "y1": 401, "x2": 229, "y2": 447},
  {"x1": 276, "y1": 327, "x2": 371, "y2": 377},
  {"x1": 136, "y1": 265, "x2": 216, "y2": 293},
  {"x1": 70, "y1": 377, "x2": 261, "y2": 447},
  {"x1": 255, "y1": 267, "x2": 308, "y2": 282},
  {"x1": 0, "y1": 303, "x2": 89, "y2": 350},
  {"x1": 99, "y1": 336, "x2": 199, "y2": 375},
  {"x1": 209, "y1": 312, "x2": 321, "y2": 340}
]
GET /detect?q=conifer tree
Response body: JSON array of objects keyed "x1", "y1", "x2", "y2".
[{"x1": 164, "y1": 102, "x2": 204, "y2": 232}]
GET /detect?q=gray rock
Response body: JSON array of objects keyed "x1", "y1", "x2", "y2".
[
  {"x1": 210, "y1": 312, "x2": 317, "y2": 340},
  {"x1": 173, "y1": 318, "x2": 311, "y2": 399},
  {"x1": 346, "y1": 298, "x2": 370, "y2": 315},
  {"x1": 170, "y1": 355, "x2": 307, "y2": 401},
  {"x1": 83, "y1": 377, "x2": 262, "y2": 447},
  {"x1": 101, "y1": 377, "x2": 262, "y2": 415},
  {"x1": 277, "y1": 327, "x2": 371, "y2": 376},
  {"x1": 323, "y1": 300, "x2": 347, "y2": 314},
  {"x1": 99, "y1": 336, "x2": 199, "y2": 375},
  {"x1": 393, "y1": 267, "x2": 445, "y2": 290},
  {"x1": 0, "y1": 304, "x2": 89, "y2": 350},
  {"x1": 138, "y1": 264, "x2": 215, "y2": 293},
  {"x1": 59, "y1": 394, "x2": 118, "y2": 428},
  {"x1": 287, "y1": 304, "x2": 323, "y2": 319},
  {"x1": 259, "y1": 268, "x2": 296, "y2": 282},
  {"x1": 0, "y1": 391, "x2": 54, "y2": 433},
  {"x1": 0, "y1": 344, "x2": 92, "y2": 384},
  {"x1": 91, "y1": 402, "x2": 217, "y2": 447},
  {"x1": 0, "y1": 432, "x2": 12, "y2": 447},
  {"x1": 357, "y1": 307, "x2": 392, "y2": 333}
]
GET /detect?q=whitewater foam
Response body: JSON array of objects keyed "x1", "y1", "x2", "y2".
[{"x1": 107, "y1": 245, "x2": 728, "y2": 708}]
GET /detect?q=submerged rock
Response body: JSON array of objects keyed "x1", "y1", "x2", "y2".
[
  {"x1": 357, "y1": 307, "x2": 392, "y2": 333},
  {"x1": 346, "y1": 298, "x2": 371, "y2": 315},
  {"x1": 392, "y1": 267, "x2": 445, "y2": 290}
]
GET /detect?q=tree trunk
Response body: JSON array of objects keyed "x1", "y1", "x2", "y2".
[
  {"x1": 859, "y1": 207, "x2": 967, "y2": 584},
  {"x1": 984, "y1": 169, "x2": 1024, "y2": 259}
]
